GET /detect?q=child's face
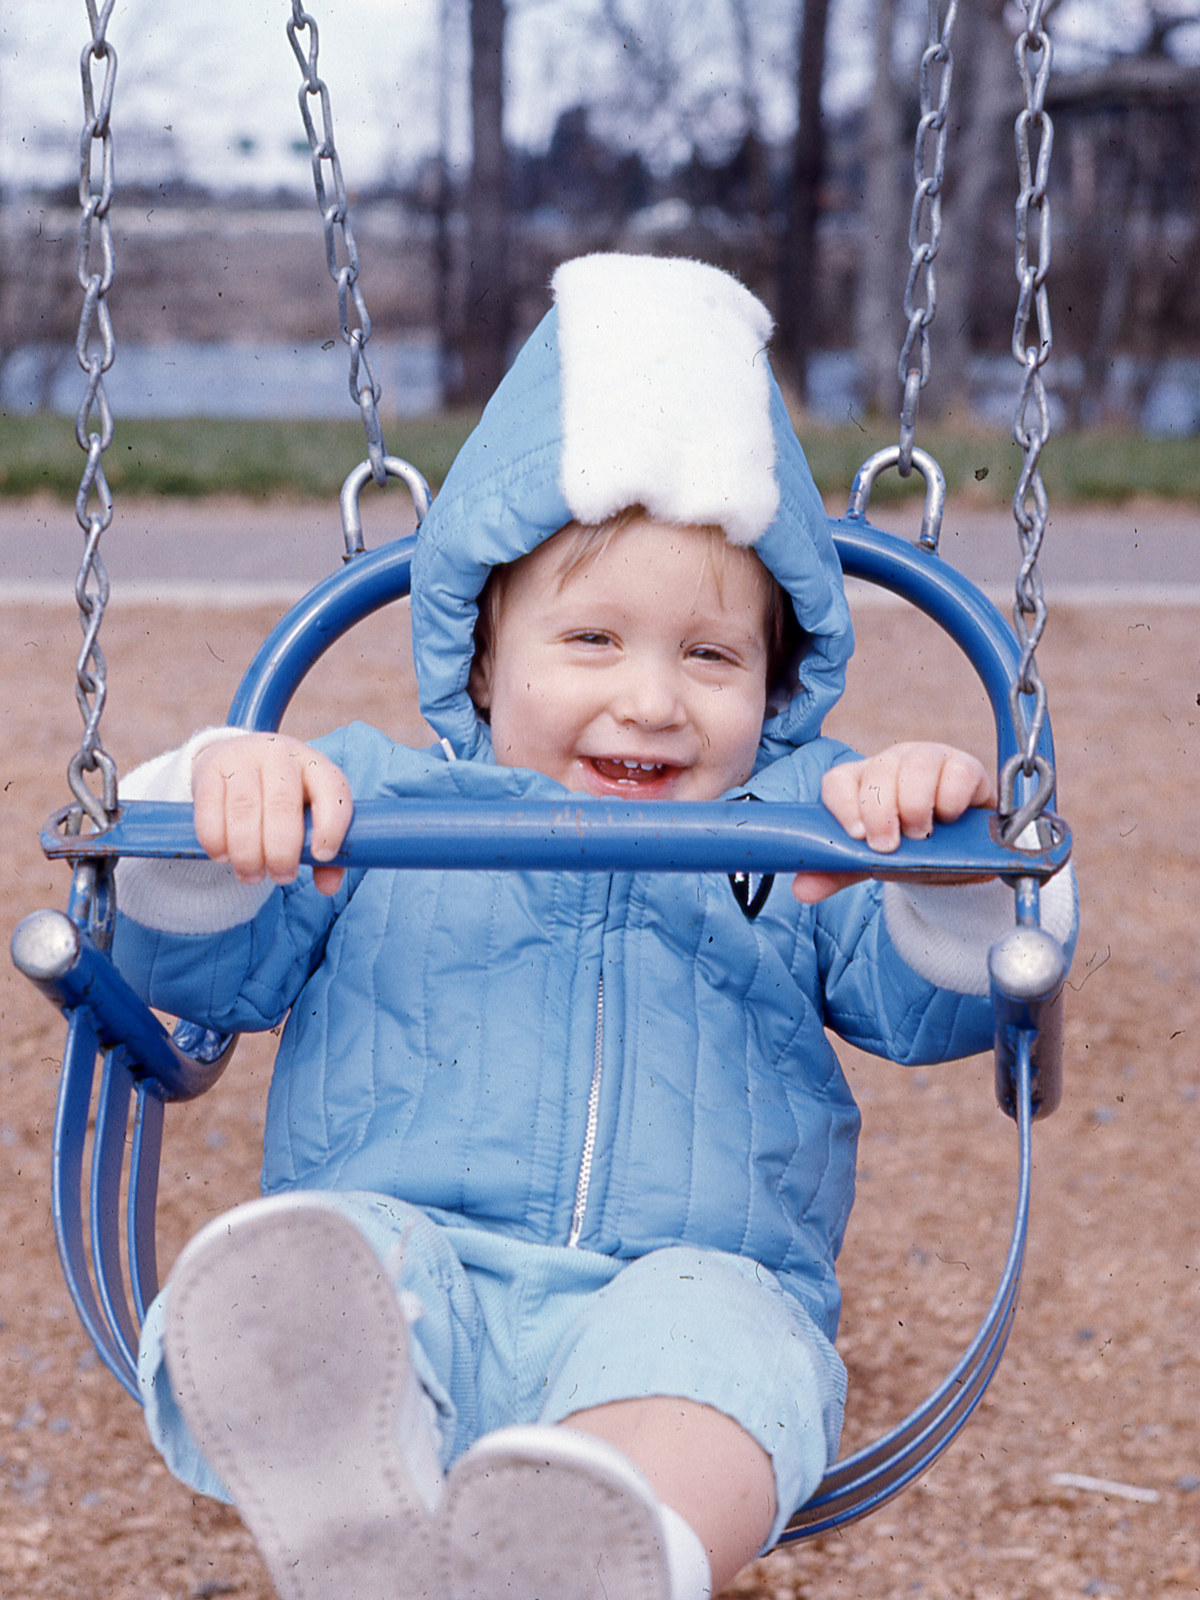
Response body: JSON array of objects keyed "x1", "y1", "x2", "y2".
[{"x1": 470, "y1": 515, "x2": 771, "y2": 801}]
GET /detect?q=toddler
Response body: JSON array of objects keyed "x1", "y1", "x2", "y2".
[{"x1": 114, "y1": 254, "x2": 1075, "y2": 1600}]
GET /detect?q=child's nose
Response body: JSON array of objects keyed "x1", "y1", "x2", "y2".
[{"x1": 615, "y1": 663, "x2": 685, "y2": 729}]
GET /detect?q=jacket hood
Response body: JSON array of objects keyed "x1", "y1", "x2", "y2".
[{"x1": 410, "y1": 253, "x2": 854, "y2": 772}]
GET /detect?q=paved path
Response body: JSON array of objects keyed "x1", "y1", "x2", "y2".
[{"x1": 1, "y1": 493, "x2": 1196, "y2": 602}]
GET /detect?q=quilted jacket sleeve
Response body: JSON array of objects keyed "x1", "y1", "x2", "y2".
[
  {"x1": 110, "y1": 726, "x2": 369, "y2": 1033},
  {"x1": 811, "y1": 868, "x2": 1077, "y2": 1065}
]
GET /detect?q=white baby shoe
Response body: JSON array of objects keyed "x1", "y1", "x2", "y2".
[
  {"x1": 164, "y1": 1193, "x2": 443, "y2": 1600},
  {"x1": 441, "y1": 1423, "x2": 673, "y2": 1600}
]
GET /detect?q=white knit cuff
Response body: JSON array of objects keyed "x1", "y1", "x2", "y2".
[
  {"x1": 115, "y1": 728, "x2": 274, "y2": 936},
  {"x1": 883, "y1": 866, "x2": 1077, "y2": 997}
]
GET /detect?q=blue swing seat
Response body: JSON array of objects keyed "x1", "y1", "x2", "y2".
[{"x1": 12, "y1": 496, "x2": 1070, "y2": 1542}]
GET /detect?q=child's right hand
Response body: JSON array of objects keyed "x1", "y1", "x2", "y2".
[
  {"x1": 192, "y1": 733, "x2": 354, "y2": 896},
  {"x1": 791, "y1": 742, "x2": 995, "y2": 904}
]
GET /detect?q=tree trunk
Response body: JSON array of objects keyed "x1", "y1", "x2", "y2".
[
  {"x1": 776, "y1": 0, "x2": 831, "y2": 400},
  {"x1": 935, "y1": 0, "x2": 1013, "y2": 417},
  {"x1": 854, "y1": 0, "x2": 907, "y2": 420},
  {"x1": 433, "y1": 0, "x2": 457, "y2": 402},
  {"x1": 1075, "y1": 130, "x2": 1136, "y2": 427},
  {"x1": 727, "y1": 0, "x2": 774, "y2": 224},
  {"x1": 448, "y1": 0, "x2": 511, "y2": 406}
]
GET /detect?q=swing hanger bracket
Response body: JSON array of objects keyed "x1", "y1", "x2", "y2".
[
  {"x1": 845, "y1": 445, "x2": 946, "y2": 553},
  {"x1": 340, "y1": 456, "x2": 432, "y2": 561}
]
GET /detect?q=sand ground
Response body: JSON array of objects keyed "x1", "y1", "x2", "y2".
[{"x1": 1, "y1": 496, "x2": 1197, "y2": 1599}]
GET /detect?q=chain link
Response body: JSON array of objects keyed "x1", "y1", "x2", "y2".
[
  {"x1": 897, "y1": 0, "x2": 957, "y2": 476},
  {"x1": 287, "y1": 4, "x2": 389, "y2": 484},
  {"x1": 1000, "y1": 0, "x2": 1055, "y2": 842},
  {"x1": 69, "y1": 0, "x2": 120, "y2": 832}
]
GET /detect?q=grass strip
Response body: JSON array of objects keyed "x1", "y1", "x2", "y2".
[{"x1": 2, "y1": 412, "x2": 1198, "y2": 506}]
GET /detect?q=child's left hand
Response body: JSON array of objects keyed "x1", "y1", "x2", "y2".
[{"x1": 791, "y1": 742, "x2": 996, "y2": 904}]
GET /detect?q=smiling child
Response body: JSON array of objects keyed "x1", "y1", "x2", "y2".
[{"x1": 112, "y1": 254, "x2": 1075, "y2": 1600}]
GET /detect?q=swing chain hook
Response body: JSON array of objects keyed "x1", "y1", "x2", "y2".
[
  {"x1": 897, "y1": 0, "x2": 958, "y2": 474},
  {"x1": 287, "y1": 2, "x2": 390, "y2": 487},
  {"x1": 68, "y1": 0, "x2": 122, "y2": 838},
  {"x1": 997, "y1": 752, "x2": 1055, "y2": 848}
]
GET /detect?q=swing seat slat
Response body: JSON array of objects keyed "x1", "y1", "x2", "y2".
[{"x1": 782, "y1": 1033, "x2": 1035, "y2": 1537}]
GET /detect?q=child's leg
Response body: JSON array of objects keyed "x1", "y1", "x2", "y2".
[
  {"x1": 562, "y1": 1394, "x2": 776, "y2": 1593},
  {"x1": 537, "y1": 1245, "x2": 847, "y2": 1587},
  {"x1": 442, "y1": 1401, "x2": 766, "y2": 1597},
  {"x1": 441, "y1": 1423, "x2": 677, "y2": 1599},
  {"x1": 140, "y1": 1188, "x2": 489, "y2": 1502},
  {"x1": 162, "y1": 1193, "x2": 444, "y2": 1600}
]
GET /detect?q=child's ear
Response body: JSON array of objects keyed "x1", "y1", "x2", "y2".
[{"x1": 467, "y1": 648, "x2": 492, "y2": 715}]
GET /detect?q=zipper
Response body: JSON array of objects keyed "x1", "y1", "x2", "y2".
[{"x1": 567, "y1": 973, "x2": 604, "y2": 1248}]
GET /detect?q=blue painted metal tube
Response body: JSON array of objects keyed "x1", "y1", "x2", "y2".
[
  {"x1": 91, "y1": 1052, "x2": 141, "y2": 1377},
  {"x1": 128, "y1": 1089, "x2": 165, "y2": 1327},
  {"x1": 227, "y1": 536, "x2": 416, "y2": 732},
  {"x1": 224, "y1": 523, "x2": 1055, "y2": 787},
  {"x1": 52, "y1": 1009, "x2": 140, "y2": 1401},
  {"x1": 990, "y1": 925, "x2": 1068, "y2": 1119},
  {"x1": 42, "y1": 520, "x2": 1066, "y2": 887},
  {"x1": 782, "y1": 1030, "x2": 1034, "y2": 1537},
  {"x1": 43, "y1": 797, "x2": 1070, "y2": 881},
  {"x1": 832, "y1": 516, "x2": 1054, "y2": 779},
  {"x1": 11, "y1": 908, "x2": 228, "y2": 1104}
]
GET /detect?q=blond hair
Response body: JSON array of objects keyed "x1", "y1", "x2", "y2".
[{"x1": 472, "y1": 508, "x2": 803, "y2": 708}]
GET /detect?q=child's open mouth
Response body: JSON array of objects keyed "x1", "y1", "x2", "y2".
[{"x1": 585, "y1": 756, "x2": 682, "y2": 792}]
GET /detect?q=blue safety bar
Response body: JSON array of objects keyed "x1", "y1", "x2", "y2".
[{"x1": 13, "y1": 511, "x2": 1069, "y2": 1536}]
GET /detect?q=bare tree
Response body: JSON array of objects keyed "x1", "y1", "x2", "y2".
[
  {"x1": 578, "y1": 0, "x2": 793, "y2": 179},
  {"x1": 934, "y1": 0, "x2": 1014, "y2": 416},
  {"x1": 448, "y1": 0, "x2": 512, "y2": 406},
  {"x1": 854, "y1": 0, "x2": 1020, "y2": 423},
  {"x1": 726, "y1": 0, "x2": 774, "y2": 223},
  {"x1": 776, "y1": 0, "x2": 831, "y2": 397},
  {"x1": 0, "y1": 207, "x2": 78, "y2": 410},
  {"x1": 1048, "y1": 49, "x2": 1200, "y2": 425},
  {"x1": 854, "y1": 0, "x2": 908, "y2": 419}
]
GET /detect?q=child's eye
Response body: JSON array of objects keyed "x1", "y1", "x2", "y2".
[
  {"x1": 567, "y1": 630, "x2": 614, "y2": 647},
  {"x1": 689, "y1": 645, "x2": 737, "y2": 665}
]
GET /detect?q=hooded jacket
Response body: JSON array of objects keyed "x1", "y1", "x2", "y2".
[{"x1": 114, "y1": 256, "x2": 1004, "y2": 1341}]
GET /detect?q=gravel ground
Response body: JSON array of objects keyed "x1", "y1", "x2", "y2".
[{"x1": 1, "y1": 501, "x2": 1197, "y2": 1599}]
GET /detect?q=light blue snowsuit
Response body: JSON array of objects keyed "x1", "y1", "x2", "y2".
[{"x1": 115, "y1": 266, "x2": 1002, "y2": 1547}]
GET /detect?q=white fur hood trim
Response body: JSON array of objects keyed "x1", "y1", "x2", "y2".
[{"x1": 553, "y1": 254, "x2": 779, "y2": 546}]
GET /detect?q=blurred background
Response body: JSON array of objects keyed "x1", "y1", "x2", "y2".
[{"x1": 3, "y1": 0, "x2": 1200, "y2": 440}]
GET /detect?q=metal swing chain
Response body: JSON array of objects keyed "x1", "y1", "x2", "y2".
[
  {"x1": 286, "y1": 3, "x2": 389, "y2": 485},
  {"x1": 1000, "y1": 0, "x2": 1056, "y2": 843},
  {"x1": 68, "y1": 0, "x2": 120, "y2": 836},
  {"x1": 898, "y1": 0, "x2": 958, "y2": 479}
]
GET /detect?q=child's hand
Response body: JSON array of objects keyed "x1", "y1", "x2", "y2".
[
  {"x1": 791, "y1": 742, "x2": 996, "y2": 904},
  {"x1": 192, "y1": 734, "x2": 354, "y2": 896}
]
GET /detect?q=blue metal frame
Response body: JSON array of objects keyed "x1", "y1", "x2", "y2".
[
  {"x1": 14, "y1": 906, "x2": 231, "y2": 1401},
  {"x1": 13, "y1": 514, "x2": 1069, "y2": 1526},
  {"x1": 226, "y1": 515, "x2": 1054, "y2": 784},
  {"x1": 43, "y1": 796, "x2": 1067, "y2": 882},
  {"x1": 41, "y1": 519, "x2": 1068, "y2": 885},
  {"x1": 781, "y1": 1033, "x2": 1034, "y2": 1537}
]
